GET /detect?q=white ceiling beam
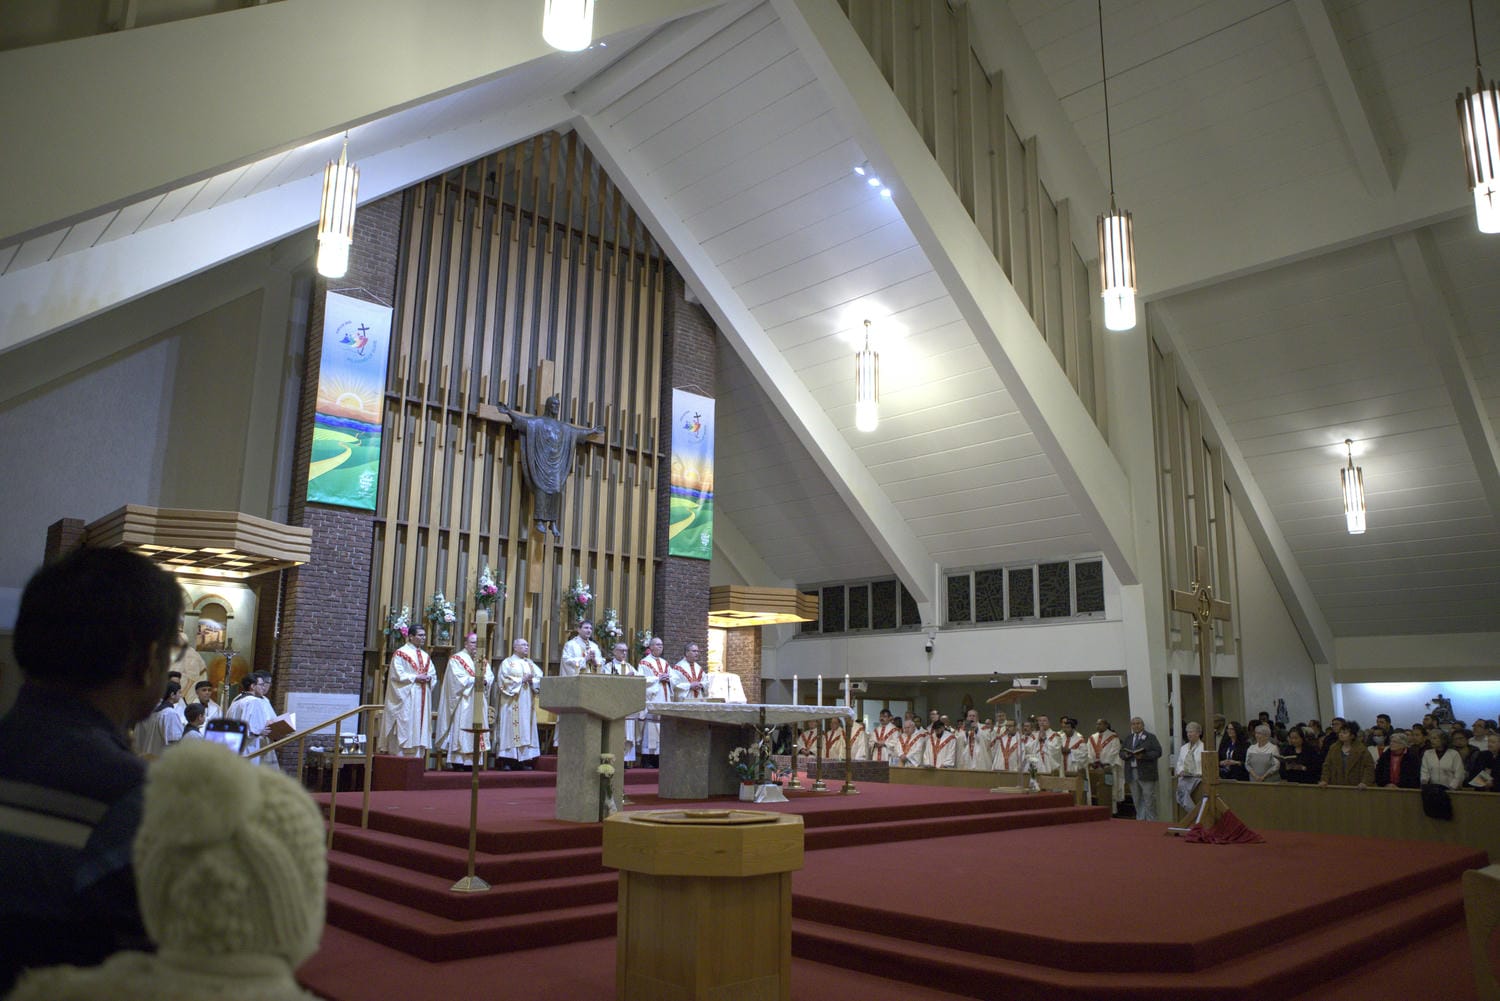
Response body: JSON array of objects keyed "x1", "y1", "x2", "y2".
[
  {"x1": 0, "y1": 97, "x2": 569, "y2": 356},
  {"x1": 1151, "y1": 303, "x2": 1336, "y2": 665},
  {"x1": 569, "y1": 0, "x2": 758, "y2": 116},
  {"x1": 773, "y1": 0, "x2": 1139, "y2": 585},
  {"x1": 0, "y1": 0, "x2": 716, "y2": 246},
  {"x1": 712, "y1": 511, "x2": 789, "y2": 588},
  {"x1": 1390, "y1": 230, "x2": 1500, "y2": 530},
  {"x1": 568, "y1": 113, "x2": 941, "y2": 622},
  {"x1": 1294, "y1": 0, "x2": 1395, "y2": 199}
]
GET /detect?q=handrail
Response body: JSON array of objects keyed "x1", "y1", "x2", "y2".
[{"x1": 247, "y1": 703, "x2": 384, "y2": 850}]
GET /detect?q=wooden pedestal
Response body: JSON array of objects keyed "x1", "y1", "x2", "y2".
[{"x1": 603, "y1": 812, "x2": 804, "y2": 1001}]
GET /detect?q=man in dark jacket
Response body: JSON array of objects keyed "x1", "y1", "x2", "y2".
[{"x1": 1120, "y1": 716, "x2": 1163, "y2": 820}]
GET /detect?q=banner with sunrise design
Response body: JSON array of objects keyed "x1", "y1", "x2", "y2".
[{"x1": 306, "y1": 292, "x2": 392, "y2": 510}]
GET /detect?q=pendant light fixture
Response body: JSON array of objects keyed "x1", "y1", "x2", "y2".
[
  {"x1": 855, "y1": 319, "x2": 879, "y2": 433},
  {"x1": 1340, "y1": 439, "x2": 1366, "y2": 536},
  {"x1": 1095, "y1": 0, "x2": 1137, "y2": 331},
  {"x1": 542, "y1": 0, "x2": 595, "y2": 52},
  {"x1": 1459, "y1": 0, "x2": 1500, "y2": 233},
  {"x1": 316, "y1": 137, "x2": 359, "y2": 279}
]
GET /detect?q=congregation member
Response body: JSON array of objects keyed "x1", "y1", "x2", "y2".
[
  {"x1": 1406, "y1": 723, "x2": 1429, "y2": 756},
  {"x1": 494, "y1": 638, "x2": 543, "y2": 770},
  {"x1": 956, "y1": 718, "x2": 989, "y2": 769},
  {"x1": 135, "y1": 682, "x2": 184, "y2": 757},
  {"x1": 1375, "y1": 731, "x2": 1421, "y2": 789},
  {"x1": 1319, "y1": 720, "x2": 1373, "y2": 787},
  {"x1": 1087, "y1": 718, "x2": 1124, "y2": 810},
  {"x1": 1217, "y1": 721, "x2": 1248, "y2": 781},
  {"x1": 1280, "y1": 726, "x2": 1322, "y2": 783},
  {"x1": 1321, "y1": 717, "x2": 1346, "y2": 759},
  {"x1": 671, "y1": 642, "x2": 708, "y2": 701},
  {"x1": 893, "y1": 718, "x2": 928, "y2": 767},
  {"x1": 1173, "y1": 721, "x2": 1206, "y2": 814},
  {"x1": 228, "y1": 671, "x2": 280, "y2": 768},
  {"x1": 1366, "y1": 726, "x2": 1387, "y2": 765},
  {"x1": 1034, "y1": 714, "x2": 1061, "y2": 774},
  {"x1": 870, "y1": 709, "x2": 897, "y2": 762},
  {"x1": 560, "y1": 619, "x2": 602, "y2": 676},
  {"x1": 379, "y1": 624, "x2": 434, "y2": 758},
  {"x1": 990, "y1": 718, "x2": 1023, "y2": 771},
  {"x1": 435, "y1": 631, "x2": 492, "y2": 770},
  {"x1": 1056, "y1": 716, "x2": 1087, "y2": 776},
  {"x1": 0, "y1": 547, "x2": 183, "y2": 993},
  {"x1": 1450, "y1": 729, "x2": 1476, "y2": 768},
  {"x1": 1120, "y1": 717, "x2": 1162, "y2": 821},
  {"x1": 8, "y1": 740, "x2": 329, "y2": 1001},
  {"x1": 1243, "y1": 724, "x2": 1280, "y2": 783},
  {"x1": 1420, "y1": 730, "x2": 1466, "y2": 790},
  {"x1": 179, "y1": 702, "x2": 207, "y2": 741},
  {"x1": 1467, "y1": 731, "x2": 1498, "y2": 790}
]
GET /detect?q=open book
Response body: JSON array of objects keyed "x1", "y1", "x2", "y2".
[{"x1": 265, "y1": 712, "x2": 297, "y2": 742}]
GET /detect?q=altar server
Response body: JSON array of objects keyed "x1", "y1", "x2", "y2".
[
  {"x1": 1057, "y1": 716, "x2": 1088, "y2": 776},
  {"x1": 136, "y1": 683, "x2": 184, "y2": 757},
  {"x1": 670, "y1": 642, "x2": 708, "y2": 701},
  {"x1": 870, "y1": 710, "x2": 898, "y2": 762},
  {"x1": 560, "y1": 620, "x2": 602, "y2": 676},
  {"x1": 228, "y1": 671, "x2": 280, "y2": 768},
  {"x1": 379, "y1": 625, "x2": 434, "y2": 758},
  {"x1": 494, "y1": 638, "x2": 543, "y2": 769},
  {"x1": 956, "y1": 720, "x2": 990, "y2": 769},
  {"x1": 1087, "y1": 718, "x2": 1125, "y2": 808},
  {"x1": 892, "y1": 719, "x2": 928, "y2": 768},
  {"x1": 176, "y1": 680, "x2": 222, "y2": 726},
  {"x1": 436, "y1": 632, "x2": 492, "y2": 769}
]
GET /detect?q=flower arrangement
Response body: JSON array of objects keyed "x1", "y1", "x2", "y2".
[
  {"x1": 1025, "y1": 760, "x2": 1040, "y2": 793},
  {"x1": 598, "y1": 753, "x2": 617, "y2": 821},
  {"x1": 564, "y1": 579, "x2": 593, "y2": 625},
  {"x1": 729, "y1": 744, "x2": 774, "y2": 785},
  {"x1": 474, "y1": 564, "x2": 503, "y2": 610},
  {"x1": 635, "y1": 628, "x2": 655, "y2": 660},
  {"x1": 597, "y1": 608, "x2": 624, "y2": 651},
  {"x1": 385, "y1": 605, "x2": 412, "y2": 643},
  {"x1": 424, "y1": 592, "x2": 456, "y2": 625}
]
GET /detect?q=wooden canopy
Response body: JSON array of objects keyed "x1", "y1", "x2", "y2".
[{"x1": 86, "y1": 504, "x2": 311, "y2": 579}]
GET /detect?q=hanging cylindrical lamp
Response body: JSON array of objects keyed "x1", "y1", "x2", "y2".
[
  {"x1": 316, "y1": 139, "x2": 359, "y2": 279},
  {"x1": 1340, "y1": 439, "x2": 1366, "y2": 536},
  {"x1": 1458, "y1": 0, "x2": 1500, "y2": 233},
  {"x1": 543, "y1": 0, "x2": 595, "y2": 52},
  {"x1": 855, "y1": 319, "x2": 879, "y2": 433},
  {"x1": 1095, "y1": 0, "x2": 1137, "y2": 331}
]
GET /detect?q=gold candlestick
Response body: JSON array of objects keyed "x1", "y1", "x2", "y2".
[
  {"x1": 450, "y1": 726, "x2": 491, "y2": 893},
  {"x1": 787, "y1": 724, "x2": 803, "y2": 790},
  {"x1": 812, "y1": 719, "x2": 828, "y2": 792},
  {"x1": 840, "y1": 718, "x2": 859, "y2": 795}
]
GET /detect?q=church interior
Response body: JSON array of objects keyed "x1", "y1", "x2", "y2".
[{"x1": 3, "y1": 0, "x2": 1500, "y2": 998}]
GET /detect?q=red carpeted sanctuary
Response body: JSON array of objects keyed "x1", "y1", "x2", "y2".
[{"x1": 296, "y1": 760, "x2": 1488, "y2": 1001}]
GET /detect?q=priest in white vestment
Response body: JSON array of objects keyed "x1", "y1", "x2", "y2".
[
  {"x1": 494, "y1": 637, "x2": 544, "y2": 768},
  {"x1": 1087, "y1": 718, "x2": 1125, "y2": 808},
  {"x1": 1057, "y1": 716, "x2": 1088, "y2": 776},
  {"x1": 1020, "y1": 721, "x2": 1044, "y2": 773},
  {"x1": 1034, "y1": 715, "x2": 1062, "y2": 775},
  {"x1": 927, "y1": 721, "x2": 958, "y2": 768},
  {"x1": 955, "y1": 722, "x2": 990, "y2": 769},
  {"x1": 870, "y1": 711, "x2": 898, "y2": 762},
  {"x1": 560, "y1": 620, "x2": 602, "y2": 676},
  {"x1": 847, "y1": 719, "x2": 871, "y2": 761},
  {"x1": 380, "y1": 625, "x2": 435, "y2": 758},
  {"x1": 598, "y1": 642, "x2": 641, "y2": 763},
  {"x1": 892, "y1": 720, "x2": 928, "y2": 768},
  {"x1": 669, "y1": 642, "x2": 707, "y2": 701},
  {"x1": 990, "y1": 720, "x2": 1023, "y2": 771},
  {"x1": 435, "y1": 632, "x2": 493, "y2": 769},
  {"x1": 228, "y1": 671, "x2": 280, "y2": 767}
]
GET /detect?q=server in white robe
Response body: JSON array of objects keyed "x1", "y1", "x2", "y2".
[
  {"x1": 1057, "y1": 717, "x2": 1089, "y2": 776},
  {"x1": 135, "y1": 684, "x2": 184, "y2": 757},
  {"x1": 175, "y1": 680, "x2": 222, "y2": 726},
  {"x1": 636, "y1": 637, "x2": 671, "y2": 766},
  {"x1": 1087, "y1": 719, "x2": 1125, "y2": 807},
  {"x1": 892, "y1": 721, "x2": 929, "y2": 768},
  {"x1": 379, "y1": 626, "x2": 435, "y2": 758},
  {"x1": 669, "y1": 642, "x2": 707, "y2": 701},
  {"x1": 435, "y1": 632, "x2": 493, "y2": 768},
  {"x1": 955, "y1": 722, "x2": 990, "y2": 769},
  {"x1": 227, "y1": 671, "x2": 280, "y2": 767},
  {"x1": 494, "y1": 638, "x2": 543, "y2": 768},
  {"x1": 559, "y1": 621, "x2": 602, "y2": 676}
]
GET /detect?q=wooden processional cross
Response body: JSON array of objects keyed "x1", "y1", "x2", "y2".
[{"x1": 1170, "y1": 545, "x2": 1233, "y2": 823}]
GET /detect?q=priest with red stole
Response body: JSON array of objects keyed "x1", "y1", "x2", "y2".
[
  {"x1": 1057, "y1": 716, "x2": 1088, "y2": 777},
  {"x1": 435, "y1": 631, "x2": 492, "y2": 769},
  {"x1": 870, "y1": 709, "x2": 898, "y2": 762},
  {"x1": 928, "y1": 718, "x2": 958, "y2": 768},
  {"x1": 670, "y1": 642, "x2": 707, "y2": 701},
  {"x1": 1087, "y1": 718, "x2": 1125, "y2": 808},
  {"x1": 892, "y1": 718, "x2": 928, "y2": 768},
  {"x1": 956, "y1": 719, "x2": 989, "y2": 769},
  {"x1": 380, "y1": 625, "x2": 434, "y2": 758},
  {"x1": 990, "y1": 719, "x2": 1023, "y2": 771}
]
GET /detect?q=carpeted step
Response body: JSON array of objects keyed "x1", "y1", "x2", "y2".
[
  {"x1": 788, "y1": 790, "x2": 1076, "y2": 830},
  {"x1": 327, "y1": 850, "x2": 618, "y2": 920},
  {"x1": 325, "y1": 882, "x2": 617, "y2": 962},
  {"x1": 326, "y1": 800, "x2": 603, "y2": 853},
  {"x1": 327, "y1": 824, "x2": 609, "y2": 882},
  {"x1": 409, "y1": 767, "x2": 659, "y2": 791},
  {"x1": 804, "y1": 804, "x2": 1106, "y2": 851},
  {"x1": 790, "y1": 881, "x2": 1467, "y2": 1000}
]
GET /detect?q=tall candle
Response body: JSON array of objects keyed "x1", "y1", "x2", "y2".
[
  {"x1": 472, "y1": 655, "x2": 486, "y2": 731},
  {"x1": 817, "y1": 674, "x2": 823, "y2": 705},
  {"x1": 844, "y1": 673, "x2": 851, "y2": 708},
  {"x1": 792, "y1": 675, "x2": 798, "y2": 706}
]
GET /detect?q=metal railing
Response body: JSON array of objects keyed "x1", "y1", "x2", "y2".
[{"x1": 248, "y1": 704, "x2": 383, "y2": 849}]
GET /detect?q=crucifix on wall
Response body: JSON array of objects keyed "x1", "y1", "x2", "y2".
[{"x1": 1170, "y1": 544, "x2": 1232, "y2": 822}]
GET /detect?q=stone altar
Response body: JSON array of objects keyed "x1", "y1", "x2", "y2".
[
  {"x1": 651, "y1": 702, "x2": 854, "y2": 800},
  {"x1": 540, "y1": 674, "x2": 646, "y2": 822}
]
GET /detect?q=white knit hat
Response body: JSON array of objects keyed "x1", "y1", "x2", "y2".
[{"x1": 133, "y1": 740, "x2": 327, "y2": 966}]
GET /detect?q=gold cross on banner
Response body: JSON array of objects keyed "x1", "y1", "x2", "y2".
[{"x1": 1169, "y1": 545, "x2": 1233, "y2": 823}]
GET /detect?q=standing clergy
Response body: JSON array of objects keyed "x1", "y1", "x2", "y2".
[
  {"x1": 892, "y1": 718, "x2": 928, "y2": 768},
  {"x1": 1087, "y1": 718, "x2": 1125, "y2": 809},
  {"x1": 379, "y1": 625, "x2": 434, "y2": 758},
  {"x1": 601, "y1": 641, "x2": 633, "y2": 676},
  {"x1": 560, "y1": 620, "x2": 602, "y2": 676},
  {"x1": 670, "y1": 642, "x2": 707, "y2": 701},
  {"x1": 227, "y1": 671, "x2": 280, "y2": 767},
  {"x1": 847, "y1": 718, "x2": 871, "y2": 761},
  {"x1": 494, "y1": 638, "x2": 544, "y2": 769},
  {"x1": 927, "y1": 719, "x2": 958, "y2": 768},
  {"x1": 870, "y1": 709, "x2": 898, "y2": 763},
  {"x1": 956, "y1": 720, "x2": 990, "y2": 769},
  {"x1": 635, "y1": 636, "x2": 670, "y2": 768},
  {"x1": 1035, "y1": 714, "x2": 1062, "y2": 774},
  {"x1": 435, "y1": 631, "x2": 492, "y2": 770},
  {"x1": 990, "y1": 718, "x2": 1023, "y2": 771},
  {"x1": 1057, "y1": 716, "x2": 1088, "y2": 776}
]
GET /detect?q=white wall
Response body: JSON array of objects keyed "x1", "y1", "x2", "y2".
[
  {"x1": 1336, "y1": 681, "x2": 1500, "y2": 730},
  {"x1": 1231, "y1": 503, "x2": 1319, "y2": 724}
]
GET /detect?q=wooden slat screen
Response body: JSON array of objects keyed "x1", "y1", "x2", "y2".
[{"x1": 369, "y1": 131, "x2": 665, "y2": 674}]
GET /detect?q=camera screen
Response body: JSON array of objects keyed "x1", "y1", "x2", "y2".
[{"x1": 204, "y1": 728, "x2": 245, "y2": 754}]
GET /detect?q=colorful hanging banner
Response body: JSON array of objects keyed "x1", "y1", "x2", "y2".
[
  {"x1": 668, "y1": 389, "x2": 715, "y2": 560},
  {"x1": 305, "y1": 292, "x2": 392, "y2": 511}
]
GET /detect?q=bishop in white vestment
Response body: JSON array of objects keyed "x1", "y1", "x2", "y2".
[
  {"x1": 494, "y1": 638, "x2": 544, "y2": 766},
  {"x1": 435, "y1": 633, "x2": 493, "y2": 768}
]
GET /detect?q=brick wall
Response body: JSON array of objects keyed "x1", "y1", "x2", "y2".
[
  {"x1": 272, "y1": 193, "x2": 405, "y2": 708},
  {"x1": 652, "y1": 266, "x2": 716, "y2": 662},
  {"x1": 724, "y1": 627, "x2": 762, "y2": 703}
]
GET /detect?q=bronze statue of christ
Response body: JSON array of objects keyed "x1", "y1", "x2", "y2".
[{"x1": 498, "y1": 394, "x2": 602, "y2": 538}]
